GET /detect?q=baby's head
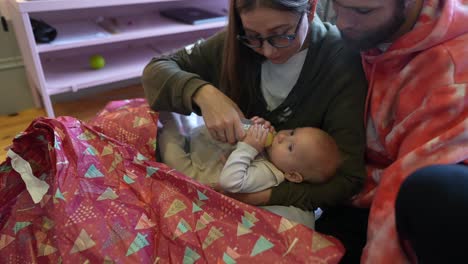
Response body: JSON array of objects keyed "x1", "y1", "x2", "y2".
[{"x1": 266, "y1": 127, "x2": 341, "y2": 184}]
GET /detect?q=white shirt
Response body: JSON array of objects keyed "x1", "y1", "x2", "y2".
[
  {"x1": 219, "y1": 142, "x2": 284, "y2": 193},
  {"x1": 261, "y1": 48, "x2": 308, "y2": 111}
]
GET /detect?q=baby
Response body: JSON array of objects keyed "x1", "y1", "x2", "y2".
[
  {"x1": 159, "y1": 114, "x2": 341, "y2": 192},
  {"x1": 219, "y1": 123, "x2": 341, "y2": 193}
]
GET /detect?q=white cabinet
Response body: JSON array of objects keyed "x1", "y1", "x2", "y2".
[{"x1": 7, "y1": 0, "x2": 228, "y2": 117}]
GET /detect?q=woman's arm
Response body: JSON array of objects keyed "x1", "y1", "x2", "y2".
[
  {"x1": 142, "y1": 32, "x2": 224, "y2": 115},
  {"x1": 142, "y1": 31, "x2": 244, "y2": 143},
  {"x1": 226, "y1": 189, "x2": 272, "y2": 205},
  {"x1": 192, "y1": 84, "x2": 245, "y2": 143}
]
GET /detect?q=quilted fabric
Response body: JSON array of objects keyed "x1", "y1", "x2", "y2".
[{"x1": 0, "y1": 116, "x2": 344, "y2": 263}]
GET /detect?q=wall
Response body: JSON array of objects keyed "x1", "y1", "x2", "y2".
[
  {"x1": 0, "y1": 12, "x2": 138, "y2": 115},
  {"x1": 0, "y1": 14, "x2": 35, "y2": 115}
]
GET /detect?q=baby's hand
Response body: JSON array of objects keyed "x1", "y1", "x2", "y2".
[
  {"x1": 242, "y1": 124, "x2": 268, "y2": 152},
  {"x1": 250, "y1": 116, "x2": 275, "y2": 133}
]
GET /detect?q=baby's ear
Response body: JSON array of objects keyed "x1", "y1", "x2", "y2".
[{"x1": 284, "y1": 172, "x2": 304, "y2": 183}]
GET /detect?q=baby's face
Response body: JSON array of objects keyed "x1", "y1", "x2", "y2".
[{"x1": 266, "y1": 128, "x2": 319, "y2": 175}]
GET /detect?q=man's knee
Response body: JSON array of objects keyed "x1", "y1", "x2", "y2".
[
  {"x1": 398, "y1": 164, "x2": 468, "y2": 199},
  {"x1": 396, "y1": 164, "x2": 468, "y2": 231}
]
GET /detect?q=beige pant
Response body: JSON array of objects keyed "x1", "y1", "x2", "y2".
[
  {"x1": 261, "y1": 205, "x2": 316, "y2": 229},
  {"x1": 158, "y1": 113, "x2": 230, "y2": 187},
  {"x1": 159, "y1": 113, "x2": 316, "y2": 229}
]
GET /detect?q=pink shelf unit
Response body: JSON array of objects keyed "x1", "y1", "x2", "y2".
[
  {"x1": 41, "y1": 30, "x2": 219, "y2": 95},
  {"x1": 7, "y1": 0, "x2": 228, "y2": 117}
]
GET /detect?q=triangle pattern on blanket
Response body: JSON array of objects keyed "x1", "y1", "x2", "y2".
[
  {"x1": 85, "y1": 164, "x2": 104, "y2": 178},
  {"x1": 13, "y1": 222, "x2": 31, "y2": 234},
  {"x1": 126, "y1": 233, "x2": 150, "y2": 256},
  {"x1": 202, "y1": 227, "x2": 224, "y2": 249},
  {"x1": 173, "y1": 218, "x2": 192, "y2": 240},
  {"x1": 135, "y1": 213, "x2": 156, "y2": 230},
  {"x1": 224, "y1": 247, "x2": 240, "y2": 263},
  {"x1": 97, "y1": 187, "x2": 118, "y2": 201},
  {"x1": 78, "y1": 130, "x2": 96, "y2": 141},
  {"x1": 38, "y1": 243, "x2": 57, "y2": 256},
  {"x1": 146, "y1": 166, "x2": 159, "y2": 178},
  {"x1": 237, "y1": 223, "x2": 252, "y2": 236},
  {"x1": 0, "y1": 235, "x2": 15, "y2": 251},
  {"x1": 183, "y1": 247, "x2": 201, "y2": 264},
  {"x1": 312, "y1": 234, "x2": 334, "y2": 253},
  {"x1": 278, "y1": 217, "x2": 298, "y2": 233},
  {"x1": 133, "y1": 117, "x2": 150, "y2": 127},
  {"x1": 251, "y1": 236, "x2": 274, "y2": 256},
  {"x1": 164, "y1": 199, "x2": 187, "y2": 218},
  {"x1": 70, "y1": 229, "x2": 96, "y2": 254}
]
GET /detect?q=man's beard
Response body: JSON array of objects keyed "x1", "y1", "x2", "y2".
[{"x1": 342, "y1": 6, "x2": 406, "y2": 51}]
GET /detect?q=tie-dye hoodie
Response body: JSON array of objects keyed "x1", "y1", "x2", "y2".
[{"x1": 352, "y1": 0, "x2": 468, "y2": 263}]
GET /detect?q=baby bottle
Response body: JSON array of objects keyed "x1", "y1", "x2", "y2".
[{"x1": 240, "y1": 118, "x2": 275, "y2": 147}]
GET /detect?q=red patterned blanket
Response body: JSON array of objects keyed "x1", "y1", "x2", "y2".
[{"x1": 0, "y1": 100, "x2": 344, "y2": 263}]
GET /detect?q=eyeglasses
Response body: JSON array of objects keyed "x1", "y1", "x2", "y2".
[{"x1": 237, "y1": 13, "x2": 304, "y2": 49}]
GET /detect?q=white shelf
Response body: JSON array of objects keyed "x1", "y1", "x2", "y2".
[
  {"x1": 13, "y1": 0, "x2": 184, "y2": 13},
  {"x1": 37, "y1": 12, "x2": 226, "y2": 53},
  {"x1": 42, "y1": 33, "x2": 206, "y2": 94},
  {"x1": 42, "y1": 46, "x2": 153, "y2": 94},
  {"x1": 8, "y1": 0, "x2": 227, "y2": 117}
]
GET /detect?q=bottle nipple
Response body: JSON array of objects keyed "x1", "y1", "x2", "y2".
[{"x1": 264, "y1": 132, "x2": 275, "y2": 147}]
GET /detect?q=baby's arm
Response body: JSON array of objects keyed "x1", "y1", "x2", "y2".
[
  {"x1": 219, "y1": 125, "x2": 275, "y2": 193},
  {"x1": 219, "y1": 142, "x2": 259, "y2": 193}
]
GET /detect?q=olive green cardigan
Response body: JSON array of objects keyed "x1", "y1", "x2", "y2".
[{"x1": 143, "y1": 17, "x2": 367, "y2": 210}]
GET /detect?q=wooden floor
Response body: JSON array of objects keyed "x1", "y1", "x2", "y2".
[{"x1": 0, "y1": 85, "x2": 144, "y2": 162}]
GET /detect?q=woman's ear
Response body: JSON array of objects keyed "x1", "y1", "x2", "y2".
[{"x1": 284, "y1": 172, "x2": 304, "y2": 183}]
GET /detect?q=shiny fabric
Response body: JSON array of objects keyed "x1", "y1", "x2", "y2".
[{"x1": 0, "y1": 99, "x2": 344, "y2": 263}]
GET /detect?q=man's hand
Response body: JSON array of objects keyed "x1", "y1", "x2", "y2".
[{"x1": 193, "y1": 84, "x2": 245, "y2": 144}]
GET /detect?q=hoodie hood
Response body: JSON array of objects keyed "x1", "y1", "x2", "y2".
[{"x1": 363, "y1": 0, "x2": 468, "y2": 62}]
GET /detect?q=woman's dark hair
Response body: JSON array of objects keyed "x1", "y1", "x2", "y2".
[{"x1": 219, "y1": 0, "x2": 316, "y2": 115}]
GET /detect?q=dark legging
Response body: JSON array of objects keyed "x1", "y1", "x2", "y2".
[{"x1": 395, "y1": 164, "x2": 468, "y2": 263}]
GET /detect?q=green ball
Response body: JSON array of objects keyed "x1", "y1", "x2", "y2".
[{"x1": 89, "y1": 55, "x2": 105, "y2": 69}]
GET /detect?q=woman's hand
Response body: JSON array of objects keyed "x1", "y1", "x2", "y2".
[
  {"x1": 242, "y1": 124, "x2": 268, "y2": 153},
  {"x1": 193, "y1": 84, "x2": 245, "y2": 144}
]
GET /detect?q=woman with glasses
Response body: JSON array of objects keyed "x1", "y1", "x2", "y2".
[{"x1": 143, "y1": 0, "x2": 367, "y2": 240}]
